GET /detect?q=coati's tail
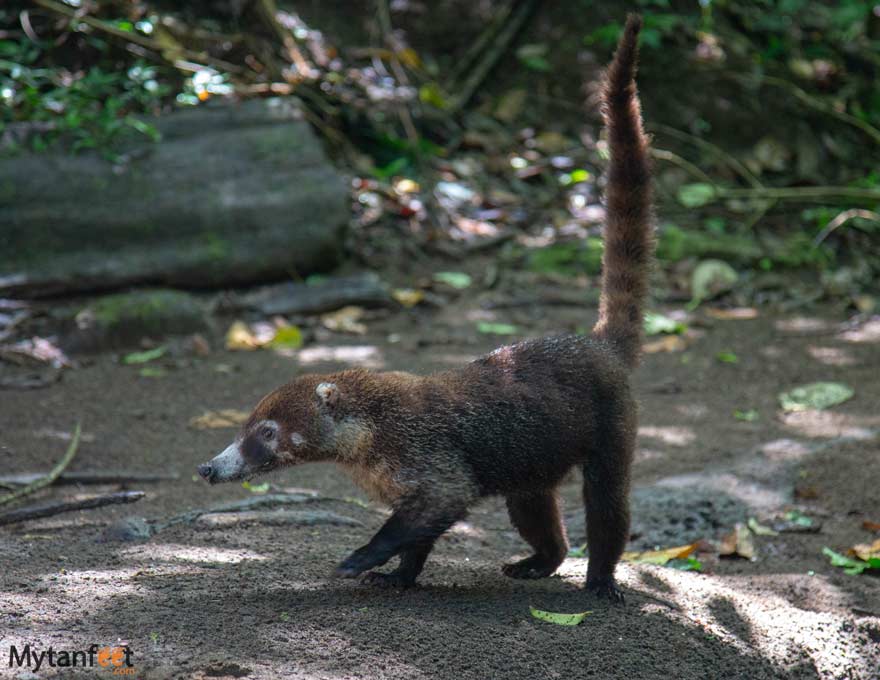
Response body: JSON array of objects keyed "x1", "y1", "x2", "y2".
[{"x1": 591, "y1": 14, "x2": 654, "y2": 369}]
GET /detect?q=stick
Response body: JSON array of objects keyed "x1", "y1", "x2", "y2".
[
  {"x1": 447, "y1": 0, "x2": 538, "y2": 115},
  {"x1": 0, "y1": 490, "x2": 144, "y2": 526},
  {"x1": 0, "y1": 470, "x2": 178, "y2": 486},
  {"x1": 813, "y1": 208, "x2": 880, "y2": 246},
  {"x1": 0, "y1": 423, "x2": 80, "y2": 506}
]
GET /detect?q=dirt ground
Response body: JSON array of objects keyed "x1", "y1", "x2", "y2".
[{"x1": 1, "y1": 270, "x2": 879, "y2": 680}]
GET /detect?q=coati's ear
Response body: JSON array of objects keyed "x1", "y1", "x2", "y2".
[{"x1": 315, "y1": 382, "x2": 339, "y2": 410}]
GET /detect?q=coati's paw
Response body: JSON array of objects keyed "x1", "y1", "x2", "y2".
[
  {"x1": 586, "y1": 576, "x2": 625, "y2": 603},
  {"x1": 361, "y1": 571, "x2": 417, "y2": 589},
  {"x1": 502, "y1": 555, "x2": 561, "y2": 580}
]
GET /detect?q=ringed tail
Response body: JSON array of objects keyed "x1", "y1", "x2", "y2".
[{"x1": 591, "y1": 14, "x2": 654, "y2": 369}]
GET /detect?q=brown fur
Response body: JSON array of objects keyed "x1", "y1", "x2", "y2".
[{"x1": 208, "y1": 15, "x2": 652, "y2": 600}]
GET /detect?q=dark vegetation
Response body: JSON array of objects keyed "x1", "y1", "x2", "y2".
[{"x1": 2, "y1": 0, "x2": 879, "y2": 304}]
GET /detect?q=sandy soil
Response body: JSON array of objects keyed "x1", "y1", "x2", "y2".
[{"x1": 1, "y1": 273, "x2": 879, "y2": 679}]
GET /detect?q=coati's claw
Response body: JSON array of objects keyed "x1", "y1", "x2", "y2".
[
  {"x1": 586, "y1": 577, "x2": 625, "y2": 603},
  {"x1": 502, "y1": 555, "x2": 560, "y2": 580},
  {"x1": 361, "y1": 571, "x2": 417, "y2": 589}
]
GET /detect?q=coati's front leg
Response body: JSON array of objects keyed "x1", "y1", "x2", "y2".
[
  {"x1": 503, "y1": 489, "x2": 568, "y2": 579},
  {"x1": 361, "y1": 545, "x2": 432, "y2": 588},
  {"x1": 334, "y1": 492, "x2": 468, "y2": 585}
]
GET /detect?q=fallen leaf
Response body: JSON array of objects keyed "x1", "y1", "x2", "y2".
[
  {"x1": 823, "y1": 547, "x2": 880, "y2": 575},
  {"x1": 321, "y1": 306, "x2": 367, "y2": 335},
  {"x1": 690, "y1": 259, "x2": 738, "y2": 306},
  {"x1": 794, "y1": 484, "x2": 821, "y2": 500},
  {"x1": 667, "y1": 557, "x2": 703, "y2": 572},
  {"x1": 529, "y1": 606, "x2": 591, "y2": 626},
  {"x1": 622, "y1": 542, "x2": 699, "y2": 565},
  {"x1": 705, "y1": 307, "x2": 759, "y2": 320},
  {"x1": 226, "y1": 321, "x2": 261, "y2": 351},
  {"x1": 771, "y1": 510, "x2": 820, "y2": 533},
  {"x1": 719, "y1": 523, "x2": 755, "y2": 559},
  {"x1": 734, "y1": 409, "x2": 759, "y2": 422},
  {"x1": 644, "y1": 312, "x2": 686, "y2": 336},
  {"x1": 242, "y1": 481, "x2": 270, "y2": 494},
  {"x1": 643, "y1": 335, "x2": 689, "y2": 354},
  {"x1": 123, "y1": 346, "x2": 167, "y2": 364},
  {"x1": 862, "y1": 520, "x2": 880, "y2": 533},
  {"x1": 476, "y1": 322, "x2": 519, "y2": 335},
  {"x1": 267, "y1": 326, "x2": 303, "y2": 349},
  {"x1": 189, "y1": 409, "x2": 250, "y2": 430},
  {"x1": 716, "y1": 350, "x2": 739, "y2": 364},
  {"x1": 779, "y1": 382, "x2": 854, "y2": 412},
  {"x1": 392, "y1": 288, "x2": 424, "y2": 308},
  {"x1": 849, "y1": 538, "x2": 880, "y2": 562},
  {"x1": 433, "y1": 271, "x2": 472, "y2": 289},
  {"x1": 139, "y1": 366, "x2": 166, "y2": 378},
  {"x1": 0, "y1": 337, "x2": 73, "y2": 368},
  {"x1": 747, "y1": 517, "x2": 778, "y2": 536}
]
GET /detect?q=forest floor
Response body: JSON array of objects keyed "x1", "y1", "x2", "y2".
[{"x1": 1, "y1": 258, "x2": 880, "y2": 680}]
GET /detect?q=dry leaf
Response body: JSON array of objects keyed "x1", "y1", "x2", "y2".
[
  {"x1": 705, "y1": 307, "x2": 759, "y2": 320},
  {"x1": 321, "y1": 306, "x2": 367, "y2": 335},
  {"x1": 392, "y1": 288, "x2": 424, "y2": 308},
  {"x1": 862, "y1": 520, "x2": 880, "y2": 533},
  {"x1": 719, "y1": 523, "x2": 755, "y2": 559},
  {"x1": 622, "y1": 542, "x2": 699, "y2": 565},
  {"x1": 189, "y1": 409, "x2": 250, "y2": 430},
  {"x1": 225, "y1": 321, "x2": 261, "y2": 351},
  {"x1": 0, "y1": 337, "x2": 73, "y2": 368},
  {"x1": 849, "y1": 538, "x2": 880, "y2": 562},
  {"x1": 643, "y1": 335, "x2": 689, "y2": 354}
]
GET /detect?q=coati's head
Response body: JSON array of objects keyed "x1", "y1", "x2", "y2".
[{"x1": 197, "y1": 374, "x2": 369, "y2": 485}]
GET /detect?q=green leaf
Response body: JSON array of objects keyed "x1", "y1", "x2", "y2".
[
  {"x1": 477, "y1": 322, "x2": 519, "y2": 336},
  {"x1": 418, "y1": 82, "x2": 447, "y2": 109},
  {"x1": 784, "y1": 510, "x2": 814, "y2": 528},
  {"x1": 268, "y1": 326, "x2": 304, "y2": 350},
  {"x1": 644, "y1": 312, "x2": 686, "y2": 336},
  {"x1": 530, "y1": 606, "x2": 592, "y2": 626},
  {"x1": 822, "y1": 547, "x2": 869, "y2": 575},
  {"x1": 779, "y1": 382, "x2": 854, "y2": 412},
  {"x1": 567, "y1": 544, "x2": 588, "y2": 558},
  {"x1": 716, "y1": 350, "x2": 739, "y2": 364},
  {"x1": 123, "y1": 346, "x2": 167, "y2": 364},
  {"x1": 677, "y1": 183, "x2": 717, "y2": 208},
  {"x1": 734, "y1": 409, "x2": 759, "y2": 422},
  {"x1": 242, "y1": 481, "x2": 270, "y2": 494},
  {"x1": 667, "y1": 557, "x2": 703, "y2": 572},
  {"x1": 139, "y1": 366, "x2": 166, "y2": 378},
  {"x1": 433, "y1": 271, "x2": 472, "y2": 289}
]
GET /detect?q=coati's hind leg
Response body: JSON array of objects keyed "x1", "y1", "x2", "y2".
[
  {"x1": 582, "y1": 441, "x2": 632, "y2": 602},
  {"x1": 503, "y1": 489, "x2": 568, "y2": 579},
  {"x1": 361, "y1": 544, "x2": 432, "y2": 588}
]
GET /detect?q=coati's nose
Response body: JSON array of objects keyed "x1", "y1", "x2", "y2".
[{"x1": 197, "y1": 463, "x2": 215, "y2": 483}]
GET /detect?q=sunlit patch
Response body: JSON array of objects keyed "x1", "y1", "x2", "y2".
[
  {"x1": 775, "y1": 317, "x2": 834, "y2": 334},
  {"x1": 654, "y1": 471, "x2": 787, "y2": 510},
  {"x1": 434, "y1": 353, "x2": 481, "y2": 365},
  {"x1": 779, "y1": 411, "x2": 879, "y2": 440},
  {"x1": 806, "y1": 345, "x2": 857, "y2": 366},
  {"x1": 638, "y1": 425, "x2": 696, "y2": 447},
  {"x1": 120, "y1": 543, "x2": 269, "y2": 564},
  {"x1": 675, "y1": 403, "x2": 709, "y2": 419},
  {"x1": 634, "y1": 447, "x2": 666, "y2": 463},
  {"x1": 757, "y1": 438, "x2": 812, "y2": 461},
  {"x1": 446, "y1": 522, "x2": 486, "y2": 540},
  {"x1": 298, "y1": 344, "x2": 383, "y2": 369},
  {"x1": 838, "y1": 316, "x2": 880, "y2": 343}
]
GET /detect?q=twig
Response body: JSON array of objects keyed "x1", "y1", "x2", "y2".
[
  {"x1": 725, "y1": 71, "x2": 880, "y2": 146},
  {"x1": 720, "y1": 186, "x2": 880, "y2": 202},
  {"x1": 31, "y1": 0, "x2": 248, "y2": 76},
  {"x1": 813, "y1": 209, "x2": 880, "y2": 246},
  {"x1": 651, "y1": 148, "x2": 718, "y2": 187},
  {"x1": 448, "y1": 1, "x2": 515, "y2": 87},
  {"x1": 650, "y1": 122, "x2": 762, "y2": 189},
  {"x1": 0, "y1": 490, "x2": 144, "y2": 526},
  {"x1": 0, "y1": 423, "x2": 80, "y2": 507},
  {"x1": 0, "y1": 470, "x2": 178, "y2": 486},
  {"x1": 447, "y1": 0, "x2": 538, "y2": 115}
]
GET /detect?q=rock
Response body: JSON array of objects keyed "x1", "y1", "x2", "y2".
[
  {"x1": 64, "y1": 288, "x2": 210, "y2": 351},
  {"x1": 0, "y1": 98, "x2": 348, "y2": 298},
  {"x1": 101, "y1": 516, "x2": 154, "y2": 542},
  {"x1": 226, "y1": 273, "x2": 394, "y2": 316}
]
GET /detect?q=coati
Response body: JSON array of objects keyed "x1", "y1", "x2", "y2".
[{"x1": 197, "y1": 14, "x2": 652, "y2": 602}]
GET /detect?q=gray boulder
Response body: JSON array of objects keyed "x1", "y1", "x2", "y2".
[{"x1": 0, "y1": 98, "x2": 348, "y2": 297}]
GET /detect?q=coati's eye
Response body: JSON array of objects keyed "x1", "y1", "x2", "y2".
[{"x1": 260, "y1": 425, "x2": 275, "y2": 442}]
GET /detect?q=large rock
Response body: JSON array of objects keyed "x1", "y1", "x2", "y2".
[{"x1": 0, "y1": 99, "x2": 348, "y2": 297}]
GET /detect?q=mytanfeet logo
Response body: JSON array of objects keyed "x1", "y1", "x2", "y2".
[{"x1": 8, "y1": 643, "x2": 135, "y2": 674}]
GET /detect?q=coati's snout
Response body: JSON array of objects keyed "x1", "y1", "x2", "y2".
[{"x1": 198, "y1": 426, "x2": 282, "y2": 484}]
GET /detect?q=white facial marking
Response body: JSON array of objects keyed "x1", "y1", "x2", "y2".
[
  {"x1": 316, "y1": 383, "x2": 335, "y2": 400},
  {"x1": 209, "y1": 442, "x2": 246, "y2": 481},
  {"x1": 290, "y1": 432, "x2": 306, "y2": 447}
]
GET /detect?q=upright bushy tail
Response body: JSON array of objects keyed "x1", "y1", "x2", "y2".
[{"x1": 591, "y1": 14, "x2": 654, "y2": 369}]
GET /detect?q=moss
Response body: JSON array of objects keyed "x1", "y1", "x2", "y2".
[{"x1": 83, "y1": 289, "x2": 207, "y2": 345}]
